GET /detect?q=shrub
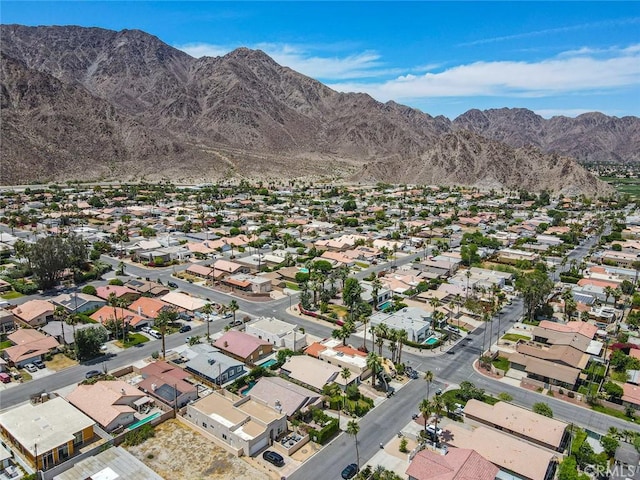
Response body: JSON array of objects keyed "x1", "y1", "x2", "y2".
[
  {"x1": 124, "y1": 424, "x2": 155, "y2": 446},
  {"x1": 399, "y1": 438, "x2": 408, "y2": 453},
  {"x1": 82, "y1": 285, "x2": 97, "y2": 296},
  {"x1": 108, "y1": 278, "x2": 124, "y2": 286}
]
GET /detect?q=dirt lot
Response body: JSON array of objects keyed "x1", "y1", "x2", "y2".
[
  {"x1": 126, "y1": 419, "x2": 268, "y2": 480},
  {"x1": 46, "y1": 353, "x2": 78, "y2": 371}
]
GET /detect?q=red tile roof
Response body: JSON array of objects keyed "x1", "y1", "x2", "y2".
[{"x1": 406, "y1": 447, "x2": 499, "y2": 480}]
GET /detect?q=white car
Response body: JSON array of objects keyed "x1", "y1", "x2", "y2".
[
  {"x1": 149, "y1": 330, "x2": 161, "y2": 339},
  {"x1": 23, "y1": 363, "x2": 38, "y2": 373},
  {"x1": 141, "y1": 326, "x2": 152, "y2": 333}
]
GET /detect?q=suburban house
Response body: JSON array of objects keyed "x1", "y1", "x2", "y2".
[
  {"x1": 137, "y1": 361, "x2": 197, "y2": 408},
  {"x1": 0, "y1": 309, "x2": 16, "y2": 334},
  {"x1": 280, "y1": 355, "x2": 346, "y2": 392},
  {"x1": 3, "y1": 329, "x2": 60, "y2": 367},
  {"x1": 11, "y1": 299, "x2": 54, "y2": 327},
  {"x1": 445, "y1": 423, "x2": 558, "y2": 480},
  {"x1": 248, "y1": 376, "x2": 322, "y2": 418},
  {"x1": 213, "y1": 331, "x2": 273, "y2": 364},
  {"x1": 211, "y1": 259, "x2": 250, "y2": 280},
  {"x1": 51, "y1": 446, "x2": 164, "y2": 480},
  {"x1": 95, "y1": 285, "x2": 140, "y2": 303},
  {"x1": 406, "y1": 447, "x2": 499, "y2": 480},
  {"x1": 185, "y1": 390, "x2": 287, "y2": 457},
  {"x1": 0, "y1": 397, "x2": 96, "y2": 470},
  {"x1": 127, "y1": 297, "x2": 173, "y2": 320},
  {"x1": 160, "y1": 291, "x2": 207, "y2": 312},
  {"x1": 463, "y1": 400, "x2": 569, "y2": 452},
  {"x1": 622, "y1": 383, "x2": 640, "y2": 411},
  {"x1": 183, "y1": 344, "x2": 246, "y2": 386},
  {"x1": 50, "y1": 293, "x2": 105, "y2": 314},
  {"x1": 369, "y1": 307, "x2": 433, "y2": 343},
  {"x1": 90, "y1": 306, "x2": 149, "y2": 332},
  {"x1": 305, "y1": 338, "x2": 369, "y2": 382},
  {"x1": 186, "y1": 264, "x2": 213, "y2": 279},
  {"x1": 221, "y1": 274, "x2": 272, "y2": 294},
  {"x1": 66, "y1": 381, "x2": 149, "y2": 432},
  {"x1": 124, "y1": 279, "x2": 170, "y2": 297},
  {"x1": 40, "y1": 321, "x2": 105, "y2": 346},
  {"x1": 245, "y1": 317, "x2": 307, "y2": 351}
]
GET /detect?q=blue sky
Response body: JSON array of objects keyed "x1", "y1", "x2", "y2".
[{"x1": 3, "y1": 1, "x2": 639, "y2": 119}]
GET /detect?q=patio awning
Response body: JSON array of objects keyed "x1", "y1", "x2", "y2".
[{"x1": 133, "y1": 396, "x2": 153, "y2": 407}]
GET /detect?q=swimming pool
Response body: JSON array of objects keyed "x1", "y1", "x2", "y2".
[
  {"x1": 299, "y1": 268, "x2": 309, "y2": 274},
  {"x1": 128, "y1": 411, "x2": 161, "y2": 430},
  {"x1": 423, "y1": 336, "x2": 439, "y2": 345},
  {"x1": 378, "y1": 300, "x2": 393, "y2": 311},
  {"x1": 259, "y1": 358, "x2": 278, "y2": 368},
  {"x1": 241, "y1": 380, "x2": 256, "y2": 396}
]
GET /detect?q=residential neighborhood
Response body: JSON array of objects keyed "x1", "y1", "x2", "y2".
[{"x1": 0, "y1": 182, "x2": 639, "y2": 480}]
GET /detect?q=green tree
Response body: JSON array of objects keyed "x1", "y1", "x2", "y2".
[
  {"x1": 27, "y1": 236, "x2": 70, "y2": 290},
  {"x1": 155, "y1": 309, "x2": 178, "y2": 359},
  {"x1": 201, "y1": 303, "x2": 214, "y2": 341},
  {"x1": 346, "y1": 420, "x2": 361, "y2": 468},
  {"x1": 600, "y1": 435, "x2": 620, "y2": 457},
  {"x1": 75, "y1": 327, "x2": 108, "y2": 360},
  {"x1": 532, "y1": 402, "x2": 553, "y2": 418},
  {"x1": 82, "y1": 285, "x2": 97, "y2": 296},
  {"x1": 419, "y1": 398, "x2": 432, "y2": 436},
  {"x1": 227, "y1": 300, "x2": 239, "y2": 323},
  {"x1": 602, "y1": 381, "x2": 624, "y2": 400},
  {"x1": 366, "y1": 352, "x2": 382, "y2": 387},
  {"x1": 516, "y1": 269, "x2": 554, "y2": 321},
  {"x1": 423, "y1": 370, "x2": 434, "y2": 399},
  {"x1": 343, "y1": 277, "x2": 363, "y2": 321}
]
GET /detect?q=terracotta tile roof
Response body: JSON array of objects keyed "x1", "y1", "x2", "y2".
[
  {"x1": 4, "y1": 334, "x2": 59, "y2": 364},
  {"x1": 12, "y1": 299, "x2": 53, "y2": 322},
  {"x1": 96, "y1": 285, "x2": 139, "y2": 300},
  {"x1": 537, "y1": 320, "x2": 598, "y2": 340},
  {"x1": 406, "y1": 447, "x2": 499, "y2": 480},
  {"x1": 622, "y1": 383, "x2": 640, "y2": 406},
  {"x1": 90, "y1": 306, "x2": 147, "y2": 327},
  {"x1": 66, "y1": 381, "x2": 144, "y2": 428},
  {"x1": 304, "y1": 342, "x2": 327, "y2": 358},
  {"x1": 128, "y1": 297, "x2": 171, "y2": 319}
]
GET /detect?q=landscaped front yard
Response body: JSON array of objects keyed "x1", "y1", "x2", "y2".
[
  {"x1": 0, "y1": 290, "x2": 23, "y2": 300},
  {"x1": 118, "y1": 333, "x2": 150, "y2": 348},
  {"x1": 46, "y1": 353, "x2": 78, "y2": 371}
]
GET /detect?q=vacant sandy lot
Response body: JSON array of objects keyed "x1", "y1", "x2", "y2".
[{"x1": 126, "y1": 419, "x2": 267, "y2": 480}]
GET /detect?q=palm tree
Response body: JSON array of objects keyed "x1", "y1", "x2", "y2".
[
  {"x1": 332, "y1": 326, "x2": 350, "y2": 346},
  {"x1": 396, "y1": 329, "x2": 407, "y2": 364},
  {"x1": 155, "y1": 309, "x2": 177, "y2": 359},
  {"x1": 340, "y1": 367, "x2": 352, "y2": 417},
  {"x1": 375, "y1": 336, "x2": 385, "y2": 356},
  {"x1": 632, "y1": 260, "x2": 640, "y2": 286},
  {"x1": 431, "y1": 396, "x2": 444, "y2": 437},
  {"x1": 419, "y1": 398, "x2": 432, "y2": 435},
  {"x1": 366, "y1": 352, "x2": 382, "y2": 387},
  {"x1": 201, "y1": 303, "x2": 214, "y2": 341},
  {"x1": 361, "y1": 315, "x2": 370, "y2": 352},
  {"x1": 465, "y1": 270, "x2": 472, "y2": 299},
  {"x1": 346, "y1": 420, "x2": 360, "y2": 468},
  {"x1": 106, "y1": 292, "x2": 121, "y2": 340},
  {"x1": 66, "y1": 313, "x2": 79, "y2": 344},
  {"x1": 424, "y1": 370, "x2": 434, "y2": 399},
  {"x1": 371, "y1": 277, "x2": 382, "y2": 311},
  {"x1": 604, "y1": 286, "x2": 615, "y2": 306},
  {"x1": 227, "y1": 300, "x2": 239, "y2": 323},
  {"x1": 369, "y1": 325, "x2": 376, "y2": 353}
]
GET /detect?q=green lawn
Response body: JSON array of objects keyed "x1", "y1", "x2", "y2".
[
  {"x1": 501, "y1": 333, "x2": 530, "y2": 342},
  {"x1": 591, "y1": 404, "x2": 636, "y2": 422},
  {"x1": 439, "y1": 389, "x2": 499, "y2": 407},
  {"x1": 492, "y1": 356, "x2": 510, "y2": 371},
  {"x1": 0, "y1": 290, "x2": 23, "y2": 300},
  {"x1": 610, "y1": 370, "x2": 630, "y2": 383},
  {"x1": 285, "y1": 282, "x2": 300, "y2": 291},
  {"x1": 0, "y1": 340, "x2": 12, "y2": 351},
  {"x1": 119, "y1": 333, "x2": 150, "y2": 348}
]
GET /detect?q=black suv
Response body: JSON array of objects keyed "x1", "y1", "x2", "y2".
[
  {"x1": 179, "y1": 324, "x2": 192, "y2": 333},
  {"x1": 262, "y1": 450, "x2": 284, "y2": 467}
]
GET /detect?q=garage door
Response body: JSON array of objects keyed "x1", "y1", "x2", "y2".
[{"x1": 249, "y1": 436, "x2": 269, "y2": 456}]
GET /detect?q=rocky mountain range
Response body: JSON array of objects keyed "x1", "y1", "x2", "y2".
[{"x1": 1, "y1": 24, "x2": 633, "y2": 195}]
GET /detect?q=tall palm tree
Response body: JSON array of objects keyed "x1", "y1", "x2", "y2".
[
  {"x1": 340, "y1": 367, "x2": 352, "y2": 417},
  {"x1": 604, "y1": 286, "x2": 615, "y2": 306},
  {"x1": 371, "y1": 277, "x2": 382, "y2": 311},
  {"x1": 369, "y1": 325, "x2": 376, "y2": 353},
  {"x1": 106, "y1": 292, "x2": 120, "y2": 340},
  {"x1": 375, "y1": 336, "x2": 385, "y2": 356},
  {"x1": 66, "y1": 313, "x2": 79, "y2": 344},
  {"x1": 346, "y1": 420, "x2": 360, "y2": 468},
  {"x1": 155, "y1": 309, "x2": 177, "y2": 359},
  {"x1": 431, "y1": 395, "x2": 444, "y2": 437},
  {"x1": 396, "y1": 329, "x2": 407, "y2": 364},
  {"x1": 201, "y1": 303, "x2": 214, "y2": 341},
  {"x1": 424, "y1": 370, "x2": 434, "y2": 399},
  {"x1": 361, "y1": 315, "x2": 371, "y2": 352},
  {"x1": 419, "y1": 398, "x2": 432, "y2": 435},
  {"x1": 366, "y1": 352, "x2": 382, "y2": 387},
  {"x1": 227, "y1": 300, "x2": 239, "y2": 323}
]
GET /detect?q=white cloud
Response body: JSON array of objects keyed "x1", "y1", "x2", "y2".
[
  {"x1": 328, "y1": 45, "x2": 640, "y2": 100},
  {"x1": 176, "y1": 42, "x2": 230, "y2": 58}
]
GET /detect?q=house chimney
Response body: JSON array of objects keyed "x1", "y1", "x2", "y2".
[{"x1": 138, "y1": 306, "x2": 142, "y2": 316}]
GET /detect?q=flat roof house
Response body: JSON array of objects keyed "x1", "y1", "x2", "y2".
[
  {"x1": 0, "y1": 397, "x2": 96, "y2": 471},
  {"x1": 185, "y1": 390, "x2": 287, "y2": 457},
  {"x1": 370, "y1": 307, "x2": 432, "y2": 343},
  {"x1": 248, "y1": 376, "x2": 322, "y2": 418},
  {"x1": 245, "y1": 317, "x2": 307, "y2": 351},
  {"x1": 280, "y1": 355, "x2": 345, "y2": 392}
]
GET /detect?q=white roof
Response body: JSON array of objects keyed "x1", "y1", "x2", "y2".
[
  {"x1": 0, "y1": 397, "x2": 94, "y2": 455},
  {"x1": 160, "y1": 291, "x2": 207, "y2": 311}
]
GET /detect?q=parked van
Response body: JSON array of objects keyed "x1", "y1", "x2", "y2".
[{"x1": 0, "y1": 373, "x2": 11, "y2": 383}]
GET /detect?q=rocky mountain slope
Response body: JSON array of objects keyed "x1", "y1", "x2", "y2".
[
  {"x1": 454, "y1": 108, "x2": 640, "y2": 164},
  {"x1": 0, "y1": 24, "x2": 620, "y2": 195}
]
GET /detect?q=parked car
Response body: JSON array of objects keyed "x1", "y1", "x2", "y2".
[
  {"x1": 167, "y1": 281, "x2": 178, "y2": 289},
  {"x1": 262, "y1": 450, "x2": 284, "y2": 467},
  {"x1": 341, "y1": 463, "x2": 359, "y2": 479},
  {"x1": 149, "y1": 330, "x2": 162, "y2": 339},
  {"x1": 33, "y1": 359, "x2": 46, "y2": 369},
  {"x1": 85, "y1": 370, "x2": 101, "y2": 379},
  {"x1": 426, "y1": 424, "x2": 443, "y2": 436},
  {"x1": 0, "y1": 373, "x2": 11, "y2": 383},
  {"x1": 141, "y1": 326, "x2": 152, "y2": 333},
  {"x1": 179, "y1": 324, "x2": 192, "y2": 333},
  {"x1": 228, "y1": 320, "x2": 243, "y2": 328},
  {"x1": 23, "y1": 363, "x2": 38, "y2": 373}
]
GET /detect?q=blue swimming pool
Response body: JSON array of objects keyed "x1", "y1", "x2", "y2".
[
  {"x1": 241, "y1": 380, "x2": 256, "y2": 396},
  {"x1": 128, "y1": 411, "x2": 161, "y2": 430},
  {"x1": 423, "y1": 336, "x2": 439, "y2": 345},
  {"x1": 259, "y1": 358, "x2": 278, "y2": 368},
  {"x1": 299, "y1": 267, "x2": 309, "y2": 274},
  {"x1": 378, "y1": 300, "x2": 393, "y2": 311}
]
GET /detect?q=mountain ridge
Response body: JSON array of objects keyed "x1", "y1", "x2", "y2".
[{"x1": 0, "y1": 24, "x2": 628, "y2": 195}]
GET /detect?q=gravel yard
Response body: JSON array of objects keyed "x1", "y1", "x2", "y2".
[{"x1": 126, "y1": 419, "x2": 268, "y2": 480}]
